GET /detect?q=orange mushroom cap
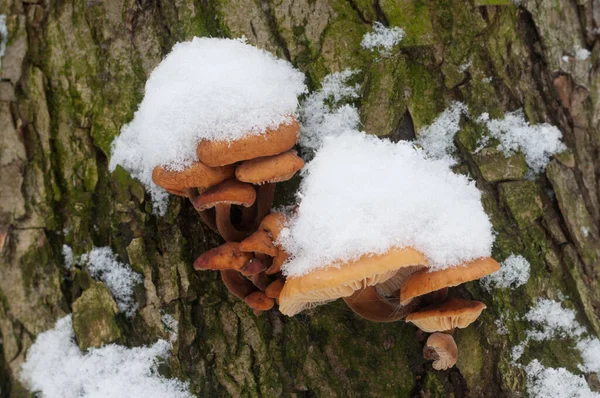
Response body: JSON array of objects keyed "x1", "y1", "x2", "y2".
[
  {"x1": 152, "y1": 161, "x2": 234, "y2": 191},
  {"x1": 258, "y1": 212, "x2": 287, "y2": 242},
  {"x1": 405, "y1": 297, "x2": 487, "y2": 333},
  {"x1": 265, "y1": 279, "x2": 285, "y2": 299},
  {"x1": 196, "y1": 120, "x2": 300, "y2": 167},
  {"x1": 278, "y1": 247, "x2": 427, "y2": 316},
  {"x1": 193, "y1": 242, "x2": 253, "y2": 271},
  {"x1": 239, "y1": 230, "x2": 279, "y2": 257},
  {"x1": 400, "y1": 257, "x2": 499, "y2": 305},
  {"x1": 245, "y1": 291, "x2": 275, "y2": 311},
  {"x1": 424, "y1": 333, "x2": 458, "y2": 370},
  {"x1": 235, "y1": 150, "x2": 304, "y2": 185},
  {"x1": 193, "y1": 179, "x2": 256, "y2": 211}
]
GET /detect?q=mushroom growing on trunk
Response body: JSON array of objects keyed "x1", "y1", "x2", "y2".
[
  {"x1": 405, "y1": 297, "x2": 487, "y2": 333},
  {"x1": 424, "y1": 333, "x2": 458, "y2": 370}
]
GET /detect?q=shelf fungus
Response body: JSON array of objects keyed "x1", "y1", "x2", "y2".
[
  {"x1": 424, "y1": 333, "x2": 458, "y2": 371},
  {"x1": 278, "y1": 247, "x2": 428, "y2": 317}
]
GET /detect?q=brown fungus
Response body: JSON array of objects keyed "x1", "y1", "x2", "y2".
[{"x1": 424, "y1": 333, "x2": 458, "y2": 370}]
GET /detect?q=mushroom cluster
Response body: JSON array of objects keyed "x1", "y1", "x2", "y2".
[
  {"x1": 278, "y1": 241, "x2": 499, "y2": 370},
  {"x1": 151, "y1": 120, "x2": 303, "y2": 314}
]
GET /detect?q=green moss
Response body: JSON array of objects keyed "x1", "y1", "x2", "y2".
[
  {"x1": 498, "y1": 181, "x2": 543, "y2": 229},
  {"x1": 475, "y1": 0, "x2": 513, "y2": 4},
  {"x1": 378, "y1": 0, "x2": 434, "y2": 46},
  {"x1": 473, "y1": 149, "x2": 528, "y2": 182},
  {"x1": 72, "y1": 281, "x2": 122, "y2": 350}
]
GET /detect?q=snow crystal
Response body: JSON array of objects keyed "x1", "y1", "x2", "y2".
[
  {"x1": 526, "y1": 360, "x2": 599, "y2": 398},
  {"x1": 20, "y1": 316, "x2": 193, "y2": 398},
  {"x1": 458, "y1": 60, "x2": 472, "y2": 73},
  {"x1": 161, "y1": 313, "x2": 178, "y2": 344},
  {"x1": 575, "y1": 45, "x2": 591, "y2": 61},
  {"x1": 524, "y1": 299, "x2": 585, "y2": 341},
  {"x1": 280, "y1": 132, "x2": 494, "y2": 276},
  {"x1": 416, "y1": 102, "x2": 467, "y2": 163},
  {"x1": 82, "y1": 247, "x2": 143, "y2": 318},
  {"x1": 62, "y1": 245, "x2": 74, "y2": 270},
  {"x1": 110, "y1": 37, "x2": 306, "y2": 214},
  {"x1": 361, "y1": 22, "x2": 405, "y2": 56},
  {"x1": 577, "y1": 337, "x2": 600, "y2": 373},
  {"x1": 582, "y1": 227, "x2": 590, "y2": 238},
  {"x1": 478, "y1": 111, "x2": 566, "y2": 173},
  {"x1": 481, "y1": 254, "x2": 530, "y2": 290},
  {"x1": 299, "y1": 69, "x2": 361, "y2": 151},
  {"x1": 0, "y1": 15, "x2": 7, "y2": 70},
  {"x1": 495, "y1": 314, "x2": 509, "y2": 335}
]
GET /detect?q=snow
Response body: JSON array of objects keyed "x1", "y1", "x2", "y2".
[
  {"x1": 481, "y1": 254, "x2": 530, "y2": 290},
  {"x1": 478, "y1": 111, "x2": 566, "y2": 173},
  {"x1": 525, "y1": 360, "x2": 599, "y2": 398},
  {"x1": 161, "y1": 313, "x2": 178, "y2": 343},
  {"x1": 361, "y1": 22, "x2": 404, "y2": 56},
  {"x1": 523, "y1": 298, "x2": 585, "y2": 341},
  {"x1": 279, "y1": 132, "x2": 494, "y2": 276},
  {"x1": 574, "y1": 45, "x2": 591, "y2": 61},
  {"x1": 110, "y1": 37, "x2": 306, "y2": 214},
  {"x1": 81, "y1": 247, "x2": 143, "y2": 318},
  {"x1": 495, "y1": 314, "x2": 509, "y2": 335},
  {"x1": 62, "y1": 244, "x2": 74, "y2": 270},
  {"x1": 299, "y1": 69, "x2": 361, "y2": 151},
  {"x1": 416, "y1": 102, "x2": 467, "y2": 163},
  {"x1": 458, "y1": 60, "x2": 472, "y2": 73},
  {"x1": 20, "y1": 316, "x2": 193, "y2": 398},
  {"x1": 577, "y1": 337, "x2": 600, "y2": 373},
  {"x1": 0, "y1": 15, "x2": 7, "y2": 70}
]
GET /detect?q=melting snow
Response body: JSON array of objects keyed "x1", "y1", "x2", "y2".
[
  {"x1": 0, "y1": 15, "x2": 7, "y2": 70},
  {"x1": 481, "y1": 254, "x2": 530, "y2": 290},
  {"x1": 110, "y1": 37, "x2": 306, "y2": 214},
  {"x1": 280, "y1": 132, "x2": 494, "y2": 276},
  {"x1": 478, "y1": 111, "x2": 566, "y2": 173},
  {"x1": 20, "y1": 316, "x2": 193, "y2": 398},
  {"x1": 361, "y1": 22, "x2": 405, "y2": 56}
]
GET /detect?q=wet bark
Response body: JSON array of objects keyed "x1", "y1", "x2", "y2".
[{"x1": 1, "y1": 0, "x2": 599, "y2": 396}]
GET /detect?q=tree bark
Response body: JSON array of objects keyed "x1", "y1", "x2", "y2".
[{"x1": 1, "y1": 0, "x2": 599, "y2": 396}]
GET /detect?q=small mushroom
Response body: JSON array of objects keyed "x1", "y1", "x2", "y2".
[
  {"x1": 405, "y1": 297, "x2": 487, "y2": 333},
  {"x1": 278, "y1": 247, "x2": 427, "y2": 316},
  {"x1": 152, "y1": 161, "x2": 234, "y2": 192},
  {"x1": 220, "y1": 269, "x2": 257, "y2": 300},
  {"x1": 245, "y1": 291, "x2": 275, "y2": 311},
  {"x1": 266, "y1": 249, "x2": 288, "y2": 274},
  {"x1": 193, "y1": 242, "x2": 253, "y2": 271},
  {"x1": 196, "y1": 120, "x2": 300, "y2": 167},
  {"x1": 400, "y1": 257, "x2": 499, "y2": 305},
  {"x1": 193, "y1": 180, "x2": 256, "y2": 242},
  {"x1": 258, "y1": 212, "x2": 287, "y2": 242},
  {"x1": 240, "y1": 257, "x2": 267, "y2": 276},
  {"x1": 265, "y1": 279, "x2": 285, "y2": 300},
  {"x1": 239, "y1": 230, "x2": 279, "y2": 257},
  {"x1": 424, "y1": 333, "x2": 458, "y2": 370},
  {"x1": 343, "y1": 285, "x2": 420, "y2": 322}
]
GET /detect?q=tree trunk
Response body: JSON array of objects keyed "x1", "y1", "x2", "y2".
[{"x1": 1, "y1": 0, "x2": 599, "y2": 396}]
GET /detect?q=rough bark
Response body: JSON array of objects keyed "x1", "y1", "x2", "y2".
[{"x1": 1, "y1": 0, "x2": 599, "y2": 396}]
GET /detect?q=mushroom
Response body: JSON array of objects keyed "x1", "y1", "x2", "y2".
[
  {"x1": 424, "y1": 333, "x2": 458, "y2": 370},
  {"x1": 266, "y1": 249, "x2": 288, "y2": 275},
  {"x1": 405, "y1": 297, "x2": 487, "y2": 333},
  {"x1": 400, "y1": 257, "x2": 499, "y2": 305},
  {"x1": 240, "y1": 257, "x2": 267, "y2": 276},
  {"x1": 151, "y1": 161, "x2": 234, "y2": 192},
  {"x1": 193, "y1": 179, "x2": 257, "y2": 242},
  {"x1": 196, "y1": 119, "x2": 300, "y2": 167},
  {"x1": 220, "y1": 269, "x2": 257, "y2": 300},
  {"x1": 265, "y1": 279, "x2": 285, "y2": 300},
  {"x1": 235, "y1": 150, "x2": 304, "y2": 221},
  {"x1": 343, "y1": 285, "x2": 420, "y2": 322},
  {"x1": 258, "y1": 212, "x2": 287, "y2": 242},
  {"x1": 375, "y1": 265, "x2": 427, "y2": 297},
  {"x1": 193, "y1": 242, "x2": 253, "y2": 271},
  {"x1": 278, "y1": 247, "x2": 428, "y2": 316},
  {"x1": 239, "y1": 230, "x2": 279, "y2": 257},
  {"x1": 245, "y1": 291, "x2": 275, "y2": 311}
]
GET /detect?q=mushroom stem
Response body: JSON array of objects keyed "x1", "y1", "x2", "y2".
[
  {"x1": 343, "y1": 286, "x2": 420, "y2": 322},
  {"x1": 215, "y1": 203, "x2": 249, "y2": 242},
  {"x1": 220, "y1": 270, "x2": 257, "y2": 300},
  {"x1": 256, "y1": 183, "x2": 276, "y2": 224}
]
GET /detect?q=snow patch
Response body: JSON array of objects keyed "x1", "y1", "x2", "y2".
[
  {"x1": 299, "y1": 69, "x2": 361, "y2": 151},
  {"x1": 481, "y1": 254, "x2": 530, "y2": 290},
  {"x1": 110, "y1": 37, "x2": 306, "y2": 214},
  {"x1": 161, "y1": 313, "x2": 179, "y2": 344},
  {"x1": 280, "y1": 132, "x2": 494, "y2": 276},
  {"x1": 416, "y1": 102, "x2": 467, "y2": 164},
  {"x1": 574, "y1": 45, "x2": 591, "y2": 61},
  {"x1": 20, "y1": 316, "x2": 193, "y2": 398},
  {"x1": 525, "y1": 360, "x2": 599, "y2": 398},
  {"x1": 577, "y1": 337, "x2": 600, "y2": 374},
  {"x1": 62, "y1": 245, "x2": 74, "y2": 270},
  {"x1": 523, "y1": 299, "x2": 585, "y2": 342},
  {"x1": 81, "y1": 247, "x2": 143, "y2": 318},
  {"x1": 361, "y1": 22, "x2": 404, "y2": 56},
  {"x1": 478, "y1": 111, "x2": 566, "y2": 173}
]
